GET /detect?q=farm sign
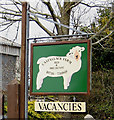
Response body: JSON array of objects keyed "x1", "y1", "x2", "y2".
[{"x1": 30, "y1": 40, "x2": 91, "y2": 95}]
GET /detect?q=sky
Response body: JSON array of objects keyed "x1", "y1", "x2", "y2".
[{"x1": 0, "y1": 0, "x2": 112, "y2": 44}]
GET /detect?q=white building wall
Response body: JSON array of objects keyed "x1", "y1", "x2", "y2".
[
  {"x1": 0, "y1": 36, "x2": 21, "y2": 91},
  {"x1": 0, "y1": 54, "x2": 2, "y2": 91}
]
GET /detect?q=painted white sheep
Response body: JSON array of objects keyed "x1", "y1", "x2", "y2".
[{"x1": 36, "y1": 46, "x2": 85, "y2": 90}]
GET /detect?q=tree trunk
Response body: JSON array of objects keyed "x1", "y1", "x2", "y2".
[
  {"x1": 60, "y1": 2, "x2": 71, "y2": 35},
  {"x1": 56, "y1": 2, "x2": 73, "y2": 119},
  {"x1": 57, "y1": 95, "x2": 71, "y2": 118}
]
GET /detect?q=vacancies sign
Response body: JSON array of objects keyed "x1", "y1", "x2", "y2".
[
  {"x1": 35, "y1": 102, "x2": 86, "y2": 112},
  {"x1": 30, "y1": 40, "x2": 91, "y2": 95}
]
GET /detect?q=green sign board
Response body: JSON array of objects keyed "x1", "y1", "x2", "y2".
[{"x1": 30, "y1": 40, "x2": 91, "y2": 95}]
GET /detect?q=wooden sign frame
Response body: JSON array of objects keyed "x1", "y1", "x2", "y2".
[{"x1": 30, "y1": 40, "x2": 91, "y2": 95}]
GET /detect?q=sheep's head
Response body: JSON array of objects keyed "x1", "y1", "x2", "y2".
[{"x1": 66, "y1": 46, "x2": 85, "y2": 61}]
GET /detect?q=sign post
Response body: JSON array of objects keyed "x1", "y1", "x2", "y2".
[
  {"x1": 20, "y1": 2, "x2": 27, "y2": 119},
  {"x1": 30, "y1": 40, "x2": 91, "y2": 95}
]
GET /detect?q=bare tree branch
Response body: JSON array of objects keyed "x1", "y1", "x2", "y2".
[
  {"x1": 30, "y1": 4, "x2": 57, "y2": 19},
  {"x1": 0, "y1": 3, "x2": 14, "y2": 5},
  {"x1": 69, "y1": 0, "x2": 82, "y2": 10},
  {"x1": 90, "y1": 12, "x2": 114, "y2": 40},
  {"x1": 99, "y1": 42, "x2": 105, "y2": 49},
  {"x1": 30, "y1": 9, "x2": 60, "y2": 19},
  {"x1": 56, "y1": 0, "x2": 62, "y2": 12},
  {"x1": 0, "y1": 11, "x2": 21, "y2": 16},
  {"x1": 0, "y1": 22, "x2": 14, "y2": 32},
  {"x1": 12, "y1": 0, "x2": 21, "y2": 12},
  {"x1": 13, "y1": 0, "x2": 22, "y2": 5},
  {"x1": 42, "y1": 0, "x2": 61, "y2": 34},
  {"x1": 0, "y1": 0, "x2": 113, "y2": 40},
  {"x1": 80, "y1": 2, "x2": 111, "y2": 8},
  {"x1": 0, "y1": 21, "x2": 12, "y2": 27},
  {"x1": 31, "y1": 16, "x2": 55, "y2": 36},
  {"x1": 12, "y1": 21, "x2": 20, "y2": 43},
  {"x1": 0, "y1": 17, "x2": 21, "y2": 21},
  {"x1": 92, "y1": 31, "x2": 114, "y2": 45},
  {"x1": 0, "y1": 5, "x2": 21, "y2": 13}
]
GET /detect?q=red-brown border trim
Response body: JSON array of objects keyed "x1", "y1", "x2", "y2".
[{"x1": 30, "y1": 40, "x2": 91, "y2": 95}]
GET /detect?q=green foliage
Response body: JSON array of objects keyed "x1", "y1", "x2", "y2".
[
  {"x1": 97, "y1": 8, "x2": 111, "y2": 26},
  {"x1": 4, "y1": 101, "x2": 62, "y2": 119},
  {"x1": 88, "y1": 70, "x2": 114, "y2": 119},
  {"x1": 72, "y1": 8, "x2": 113, "y2": 116},
  {"x1": 28, "y1": 101, "x2": 62, "y2": 119},
  {"x1": 4, "y1": 105, "x2": 7, "y2": 115},
  {"x1": 28, "y1": 101, "x2": 41, "y2": 119},
  {"x1": 92, "y1": 49, "x2": 114, "y2": 71},
  {"x1": 72, "y1": 69, "x2": 114, "y2": 119},
  {"x1": 91, "y1": 7, "x2": 114, "y2": 71},
  {"x1": 97, "y1": 8, "x2": 114, "y2": 47}
]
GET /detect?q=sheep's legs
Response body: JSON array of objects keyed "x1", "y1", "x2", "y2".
[
  {"x1": 36, "y1": 72, "x2": 46, "y2": 90},
  {"x1": 63, "y1": 75, "x2": 72, "y2": 89}
]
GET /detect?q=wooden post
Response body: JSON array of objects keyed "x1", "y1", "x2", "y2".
[
  {"x1": 2, "y1": 95, "x2": 4, "y2": 120},
  {"x1": 20, "y1": 2, "x2": 27, "y2": 119},
  {"x1": 7, "y1": 82, "x2": 20, "y2": 118},
  {"x1": 0, "y1": 93, "x2": 2, "y2": 119},
  {"x1": 0, "y1": 94, "x2": 4, "y2": 119}
]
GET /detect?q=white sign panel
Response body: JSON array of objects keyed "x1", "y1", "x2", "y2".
[
  {"x1": 35, "y1": 102, "x2": 86, "y2": 112},
  {"x1": 36, "y1": 46, "x2": 85, "y2": 90}
]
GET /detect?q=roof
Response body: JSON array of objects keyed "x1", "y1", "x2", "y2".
[{"x1": 0, "y1": 36, "x2": 21, "y2": 48}]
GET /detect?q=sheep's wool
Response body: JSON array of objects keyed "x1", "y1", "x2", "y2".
[{"x1": 36, "y1": 46, "x2": 85, "y2": 90}]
